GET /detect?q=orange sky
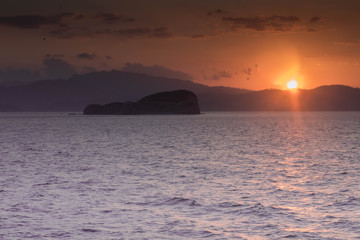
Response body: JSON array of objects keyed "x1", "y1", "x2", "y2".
[{"x1": 0, "y1": 0, "x2": 359, "y2": 90}]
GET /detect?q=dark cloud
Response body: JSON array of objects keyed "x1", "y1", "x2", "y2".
[
  {"x1": 74, "y1": 14, "x2": 84, "y2": 20},
  {"x1": 77, "y1": 53, "x2": 97, "y2": 60},
  {"x1": 191, "y1": 34, "x2": 206, "y2": 39},
  {"x1": 242, "y1": 67, "x2": 252, "y2": 76},
  {"x1": 0, "y1": 12, "x2": 75, "y2": 28},
  {"x1": 122, "y1": 63, "x2": 193, "y2": 80},
  {"x1": 211, "y1": 71, "x2": 232, "y2": 80},
  {"x1": 223, "y1": 15, "x2": 303, "y2": 32},
  {"x1": 204, "y1": 69, "x2": 233, "y2": 81},
  {"x1": 100, "y1": 27, "x2": 173, "y2": 39},
  {"x1": 223, "y1": 17, "x2": 265, "y2": 31},
  {"x1": 43, "y1": 57, "x2": 77, "y2": 79},
  {"x1": 0, "y1": 11, "x2": 135, "y2": 31},
  {"x1": 95, "y1": 13, "x2": 135, "y2": 24},
  {"x1": 204, "y1": 65, "x2": 257, "y2": 81},
  {"x1": 207, "y1": 9, "x2": 226, "y2": 16},
  {"x1": 105, "y1": 56, "x2": 112, "y2": 60},
  {"x1": 45, "y1": 54, "x2": 64, "y2": 58},
  {"x1": 46, "y1": 25, "x2": 173, "y2": 40},
  {"x1": 0, "y1": 11, "x2": 171, "y2": 40},
  {"x1": 48, "y1": 24, "x2": 76, "y2": 39},
  {"x1": 47, "y1": 24, "x2": 174, "y2": 39},
  {"x1": 268, "y1": 22, "x2": 294, "y2": 32},
  {"x1": 241, "y1": 64, "x2": 260, "y2": 80},
  {"x1": 268, "y1": 15, "x2": 300, "y2": 22},
  {"x1": 242, "y1": 67, "x2": 252, "y2": 80},
  {"x1": 333, "y1": 41, "x2": 359, "y2": 46},
  {"x1": 310, "y1": 17, "x2": 322, "y2": 23},
  {"x1": 47, "y1": 25, "x2": 173, "y2": 39}
]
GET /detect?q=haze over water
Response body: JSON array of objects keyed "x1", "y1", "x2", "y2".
[{"x1": 1, "y1": 112, "x2": 360, "y2": 239}]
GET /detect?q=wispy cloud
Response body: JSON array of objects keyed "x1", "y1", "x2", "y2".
[
  {"x1": 222, "y1": 15, "x2": 302, "y2": 32},
  {"x1": 98, "y1": 27, "x2": 173, "y2": 39},
  {"x1": 0, "y1": 12, "x2": 173, "y2": 40},
  {"x1": 204, "y1": 68, "x2": 234, "y2": 81},
  {"x1": 94, "y1": 13, "x2": 135, "y2": 24},
  {"x1": 0, "y1": 12, "x2": 77, "y2": 28},
  {"x1": 333, "y1": 41, "x2": 359, "y2": 46},
  {"x1": 310, "y1": 16, "x2": 322, "y2": 23},
  {"x1": 48, "y1": 24, "x2": 77, "y2": 39},
  {"x1": 77, "y1": 53, "x2": 98, "y2": 60},
  {"x1": 191, "y1": 34, "x2": 206, "y2": 39},
  {"x1": 207, "y1": 9, "x2": 227, "y2": 16}
]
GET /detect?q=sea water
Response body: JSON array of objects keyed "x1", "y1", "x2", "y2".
[{"x1": 0, "y1": 112, "x2": 360, "y2": 239}]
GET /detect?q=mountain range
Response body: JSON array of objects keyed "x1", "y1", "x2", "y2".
[{"x1": 0, "y1": 70, "x2": 359, "y2": 112}]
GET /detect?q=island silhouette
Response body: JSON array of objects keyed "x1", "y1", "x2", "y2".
[{"x1": 83, "y1": 90, "x2": 200, "y2": 115}]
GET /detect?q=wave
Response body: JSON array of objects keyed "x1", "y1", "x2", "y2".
[
  {"x1": 81, "y1": 228, "x2": 100, "y2": 233},
  {"x1": 126, "y1": 197, "x2": 201, "y2": 207},
  {"x1": 215, "y1": 201, "x2": 244, "y2": 208},
  {"x1": 329, "y1": 196, "x2": 360, "y2": 207},
  {"x1": 159, "y1": 197, "x2": 201, "y2": 207}
]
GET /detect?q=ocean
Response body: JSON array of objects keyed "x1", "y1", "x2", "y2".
[{"x1": 1, "y1": 112, "x2": 360, "y2": 239}]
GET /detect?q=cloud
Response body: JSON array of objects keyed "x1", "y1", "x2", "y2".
[
  {"x1": 48, "y1": 24, "x2": 77, "y2": 39},
  {"x1": 204, "y1": 64, "x2": 258, "y2": 81},
  {"x1": 121, "y1": 63, "x2": 193, "y2": 80},
  {"x1": 222, "y1": 15, "x2": 303, "y2": 32},
  {"x1": 103, "y1": 27, "x2": 173, "y2": 39},
  {"x1": 0, "y1": 12, "x2": 172, "y2": 40},
  {"x1": 223, "y1": 17, "x2": 266, "y2": 31},
  {"x1": 45, "y1": 54, "x2": 64, "y2": 58},
  {"x1": 207, "y1": 9, "x2": 227, "y2": 16},
  {"x1": 307, "y1": 28, "x2": 317, "y2": 32},
  {"x1": 204, "y1": 69, "x2": 234, "y2": 81},
  {"x1": 0, "y1": 68, "x2": 42, "y2": 83},
  {"x1": 333, "y1": 41, "x2": 359, "y2": 46},
  {"x1": 0, "y1": 12, "x2": 76, "y2": 28},
  {"x1": 241, "y1": 66, "x2": 255, "y2": 80},
  {"x1": 242, "y1": 67, "x2": 252, "y2": 76},
  {"x1": 310, "y1": 17, "x2": 322, "y2": 23},
  {"x1": 43, "y1": 57, "x2": 77, "y2": 79},
  {"x1": 105, "y1": 56, "x2": 112, "y2": 60},
  {"x1": 191, "y1": 34, "x2": 206, "y2": 39},
  {"x1": 241, "y1": 64, "x2": 260, "y2": 80},
  {"x1": 95, "y1": 13, "x2": 135, "y2": 24},
  {"x1": 269, "y1": 15, "x2": 300, "y2": 22},
  {"x1": 77, "y1": 53, "x2": 98, "y2": 60},
  {"x1": 48, "y1": 25, "x2": 173, "y2": 39},
  {"x1": 211, "y1": 71, "x2": 232, "y2": 80}
]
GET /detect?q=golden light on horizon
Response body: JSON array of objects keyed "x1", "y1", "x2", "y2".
[{"x1": 287, "y1": 80, "x2": 298, "y2": 89}]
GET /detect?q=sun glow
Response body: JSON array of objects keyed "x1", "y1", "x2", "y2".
[{"x1": 287, "y1": 80, "x2": 298, "y2": 89}]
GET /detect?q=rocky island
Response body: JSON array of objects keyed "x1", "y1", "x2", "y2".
[{"x1": 83, "y1": 89, "x2": 200, "y2": 115}]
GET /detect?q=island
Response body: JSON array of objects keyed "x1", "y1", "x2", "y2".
[{"x1": 83, "y1": 89, "x2": 201, "y2": 115}]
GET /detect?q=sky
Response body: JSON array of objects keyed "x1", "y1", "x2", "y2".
[{"x1": 0, "y1": 0, "x2": 359, "y2": 90}]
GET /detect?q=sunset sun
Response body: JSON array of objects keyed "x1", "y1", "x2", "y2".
[{"x1": 287, "y1": 80, "x2": 298, "y2": 89}]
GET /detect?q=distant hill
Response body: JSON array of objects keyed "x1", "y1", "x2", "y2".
[
  {"x1": 0, "y1": 70, "x2": 249, "y2": 111},
  {"x1": 215, "y1": 85, "x2": 360, "y2": 111},
  {"x1": 0, "y1": 71, "x2": 359, "y2": 111}
]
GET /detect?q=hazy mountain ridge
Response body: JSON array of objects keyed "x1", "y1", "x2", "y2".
[
  {"x1": 0, "y1": 71, "x2": 359, "y2": 111},
  {"x1": 0, "y1": 70, "x2": 249, "y2": 111},
  {"x1": 224, "y1": 85, "x2": 360, "y2": 111}
]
